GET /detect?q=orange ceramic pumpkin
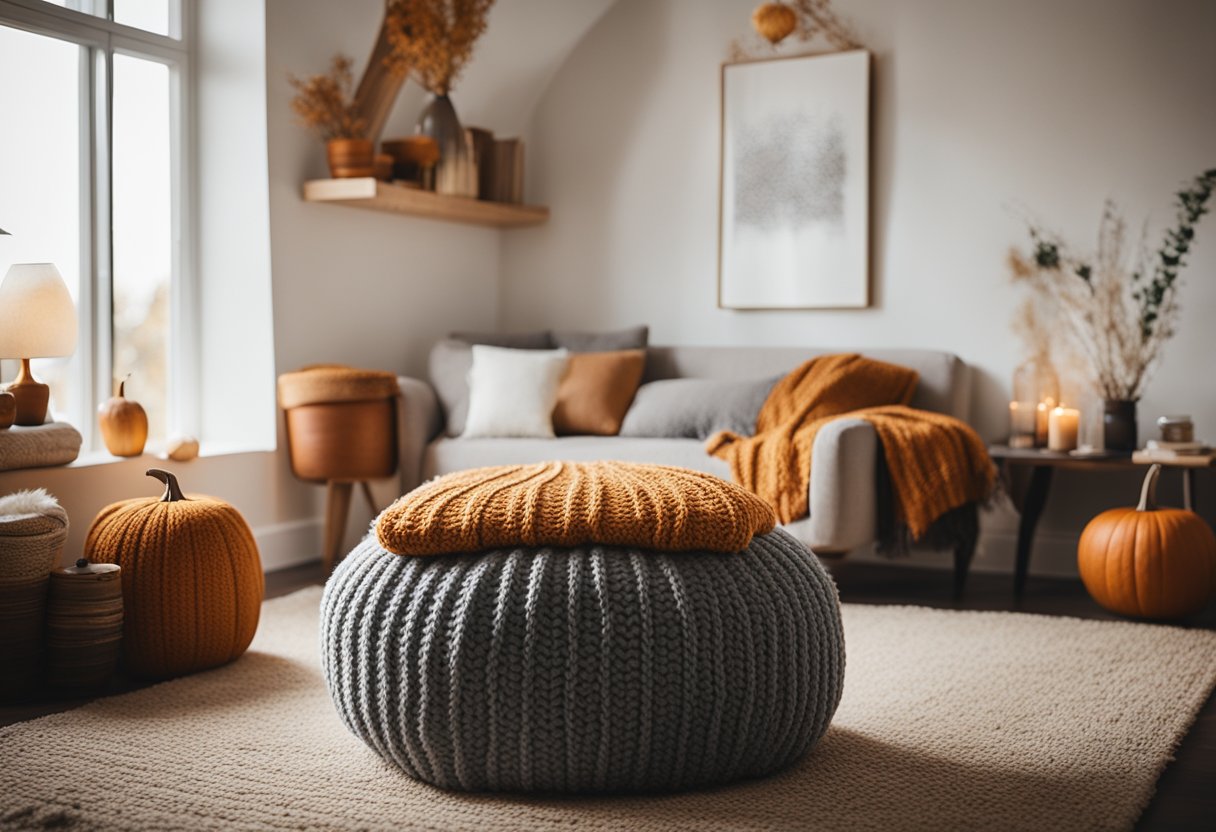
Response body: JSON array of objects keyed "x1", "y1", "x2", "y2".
[
  {"x1": 97, "y1": 377, "x2": 148, "y2": 457},
  {"x1": 1078, "y1": 464, "x2": 1216, "y2": 619},
  {"x1": 84, "y1": 469, "x2": 264, "y2": 678}
]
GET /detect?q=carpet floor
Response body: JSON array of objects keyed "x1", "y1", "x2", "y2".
[{"x1": 2, "y1": 587, "x2": 1214, "y2": 832}]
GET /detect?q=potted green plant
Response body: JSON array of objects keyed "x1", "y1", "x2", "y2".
[
  {"x1": 289, "y1": 55, "x2": 372, "y2": 178},
  {"x1": 1009, "y1": 169, "x2": 1215, "y2": 450}
]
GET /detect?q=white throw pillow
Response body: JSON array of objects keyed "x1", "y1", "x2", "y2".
[{"x1": 462, "y1": 346, "x2": 570, "y2": 438}]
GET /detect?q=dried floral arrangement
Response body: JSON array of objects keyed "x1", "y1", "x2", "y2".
[
  {"x1": 1008, "y1": 169, "x2": 1215, "y2": 401},
  {"x1": 384, "y1": 0, "x2": 495, "y2": 96},
  {"x1": 730, "y1": 0, "x2": 861, "y2": 62},
  {"x1": 288, "y1": 54, "x2": 367, "y2": 140}
]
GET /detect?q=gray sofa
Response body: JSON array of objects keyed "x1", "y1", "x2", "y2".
[{"x1": 395, "y1": 344, "x2": 971, "y2": 556}]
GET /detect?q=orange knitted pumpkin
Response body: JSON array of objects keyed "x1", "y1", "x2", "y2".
[
  {"x1": 1078, "y1": 464, "x2": 1216, "y2": 619},
  {"x1": 84, "y1": 469, "x2": 264, "y2": 678}
]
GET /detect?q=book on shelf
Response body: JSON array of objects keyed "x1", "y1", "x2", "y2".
[
  {"x1": 491, "y1": 138, "x2": 525, "y2": 204},
  {"x1": 1131, "y1": 449, "x2": 1214, "y2": 467},
  {"x1": 1145, "y1": 439, "x2": 1209, "y2": 454},
  {"x1": 465, "y1": 126, "x2": 496, "y2": 202}
]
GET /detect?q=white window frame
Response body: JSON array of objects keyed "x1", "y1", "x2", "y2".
[{"x1": 0, "y1": 0, "x2": 196, "y2": 450}]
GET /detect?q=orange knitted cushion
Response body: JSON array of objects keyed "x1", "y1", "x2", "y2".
[{"x1": 376, "y1": 461, "x2": 777, "y2": 556}]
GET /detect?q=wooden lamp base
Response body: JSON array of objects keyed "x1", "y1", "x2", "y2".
[{"x1": 4, "y1": 359, "x2": 50, "y2": 426}]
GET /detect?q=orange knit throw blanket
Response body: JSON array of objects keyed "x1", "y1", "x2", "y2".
[{"x1": 706, "y1": 354, "x2": 994, "y2": 540}]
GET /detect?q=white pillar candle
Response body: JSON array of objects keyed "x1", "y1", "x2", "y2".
[
  {"x1": 1035, "y1": 401, "x2": 1051, "y2": 447},
  {"x1": 1048, "y1": 406, "x2": 1080, "y2": 452}
]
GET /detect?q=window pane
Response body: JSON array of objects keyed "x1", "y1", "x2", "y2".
[
  {"x1": 112, "y1": 53, "x2": 172, "y2": 443},
  {"x1": 0, "y1": 25, "x2": 84, "y2": 426},
  {"x1": 114, "y1": 0, "x2": 173, "y2": 37},
  {"x1": 38, "y1": 0, "x2": 106, "y2": 19}
]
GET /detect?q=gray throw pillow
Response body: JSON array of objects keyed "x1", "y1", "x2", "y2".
[
  {"x1": 619, "y1": 376, "x2": 779, "y2": 440},
  {"x1": 429, "y1": 339, "x2": 476, "y2": 437},
  {"x1": 551, "y1": 325, "x2": 649, "y2": 352},
  {"x1": 449, "y1": 330, "x2": 553, "y2": 349}
]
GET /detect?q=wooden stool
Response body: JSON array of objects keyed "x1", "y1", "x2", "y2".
[{"x1": 278, "y1": 366, "x2": 400, "y2": 573}]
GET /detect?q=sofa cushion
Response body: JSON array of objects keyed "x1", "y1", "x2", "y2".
[
  {"x1": 424, "y1": 435, "x2": 733, "y2": 480},
  {"x1": 551, "y1": 324, "x2": 649, "y2": 352},
  {"x1": 432, "y1": 328, "x2": 649, "y2": 436},
  {"x1": 462, "y1": 346, "x2": 569, "y2": 438},
  {"x1": 641, "y1": 346, "x2": 969, "y2": 420},
  {"x1": 620, "y1": 376, "x2": 778, "y2": 439},
  {"x1": 553, "y1": 349, "x2": 646, "y2": 436},
  {"x1": 377, "y1": 460, "x2": 776, "y2": 555},
  {"x1": 448, "y1": 329, "x2": 553, "y2": 349}
]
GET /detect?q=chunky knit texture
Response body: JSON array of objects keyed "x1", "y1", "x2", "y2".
[
  {"x1": 85, "y1": 490, "x2": 264, "y2": 679},
  {"x1": 707, "y1": 354, "x2": 995, "y2": 537},
  {"x1": 277, "y1": 364, "x2": 400, "y2": 409},
  {"x1": 321, "y1": 528, "x2": 844, "y2": 794},
  {"x1": 376, "y1": 461, "x2": 777, "y2": 556}
]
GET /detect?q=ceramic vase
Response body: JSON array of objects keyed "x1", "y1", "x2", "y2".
[
  {"x1": 1103, "y1": 399, "x2": 1138, "y2": 452},
  {"x1": 416, "y1": 94, "x2": 477, "y2": 198}
]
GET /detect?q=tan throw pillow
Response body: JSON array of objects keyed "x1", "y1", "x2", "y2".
[
  {"x1": 376, "y1": 461, "x2": 777, "y2": 556},
  {"x1": 552, "y1": 349, "x2": 646, "y2": 436}
]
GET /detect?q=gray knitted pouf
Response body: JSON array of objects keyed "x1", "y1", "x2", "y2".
[{"x1": 320, "y1": 528, "x2": 844, "y2": 794}]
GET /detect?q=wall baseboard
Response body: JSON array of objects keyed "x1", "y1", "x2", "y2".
[
  {"x1": 254, "y1": 518, "x2": 322, "y2": 572},
  {"x1": 847, "y1": 528, "x2": 1081, "y2": 579}
]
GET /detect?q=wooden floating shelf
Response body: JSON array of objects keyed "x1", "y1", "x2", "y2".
[{"x1": 302, "y1": 178, "x2": 549, "y2": 229}]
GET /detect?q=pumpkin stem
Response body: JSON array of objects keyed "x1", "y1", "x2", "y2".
[
  {"x1": 117, "y1": 373, "x2": 130, "y2": 398},
  {"x1": 1136, "y1": 464, "x2": 1161, "y2": 512},
  {"x1": 147, "y1": 468, "x2": 188, "y2": 503}
]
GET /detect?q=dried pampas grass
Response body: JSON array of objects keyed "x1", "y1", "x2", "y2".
[
  {"x1": 288, "y1": 54, "x2": 367, "y2": 141},
  {"x1": 384, "y1": 0, "x2": 495, "y2": 96}
]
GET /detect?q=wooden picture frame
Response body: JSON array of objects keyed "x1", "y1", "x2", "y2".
[{"x1": 718, "y1": 50, "x2": 872, "y2": 310}]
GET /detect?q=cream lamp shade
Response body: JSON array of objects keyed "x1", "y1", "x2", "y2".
[{"x1": 0, "y1": 263, "x2": 78, "y2": 359}]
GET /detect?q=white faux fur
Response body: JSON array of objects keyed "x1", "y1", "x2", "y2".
[{"x1": 0, "y1": 488, "x2": 63, "y2": 519}]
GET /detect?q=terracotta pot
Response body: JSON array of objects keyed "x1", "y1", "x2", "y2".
[{"x1": 326, "y1": 138, "x2": 375, "y2": 179}]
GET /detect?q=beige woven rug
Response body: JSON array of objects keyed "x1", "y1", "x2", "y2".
[{"x1": 2, "y1": 588, "x2": 1214, "y2": 832}]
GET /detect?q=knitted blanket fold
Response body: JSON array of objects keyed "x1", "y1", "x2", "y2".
[{"x1": 706, "y1": 353, "x2": 995, "y2": 541}]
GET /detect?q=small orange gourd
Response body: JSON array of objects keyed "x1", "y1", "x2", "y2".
[
  {"x1": 98, "y1": 377, "x2": 148, "y2": 457},
  {"x1": 1078, "y1": 464, "x2": 1216, "y2": 619},
  {"x1": 84, "y1": 469, "x2": 264, "y2": 678}
]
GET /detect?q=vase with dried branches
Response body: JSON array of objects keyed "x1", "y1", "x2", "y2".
[
  {"x1": 383, "y1": 0, "x2": 495, "y2": 197},
  {"x1": 1009, "y1": 169, "x2": 1215, "y2": 450},
  {"x1": 288, "y1": 55, "x2": 372, "y2": 178}
]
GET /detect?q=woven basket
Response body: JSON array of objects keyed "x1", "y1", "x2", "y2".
[{"x1": 0, "y1": 489, "x2": 69, "y2": 699}]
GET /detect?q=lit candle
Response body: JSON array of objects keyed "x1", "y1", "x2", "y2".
[
  {"x1": 1009, "y1": 401, "x2": 1035, "y2": 448},
  {"x1": 1034, "y1": 400, "x2": 1052, "y2": 447},
  {"x1": 1048, "y1": 405, "x2": 1080, "y2": 452}
]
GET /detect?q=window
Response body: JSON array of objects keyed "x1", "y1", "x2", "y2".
[{"x1": 0, "y1": 0, "x2": 189, "y2": 450}]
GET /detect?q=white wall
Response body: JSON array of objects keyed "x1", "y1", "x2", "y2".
[
  {"x1": 502, "y1": 0, "x2": 1216, "y2": 575},
  {"x1": 262, "y1": 0, "x2": 612, "y2": 548},
  {"x1": 0, "y1": 0, "x2": 610, "y2": 567}
]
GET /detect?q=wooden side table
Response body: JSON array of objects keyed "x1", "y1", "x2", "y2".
[
  {"x1": 278, "y1": 367, "x2": 401, "y2": 573},
  {"x1": 989, "y1": 445, "x2": 1211, "y2": 596}
]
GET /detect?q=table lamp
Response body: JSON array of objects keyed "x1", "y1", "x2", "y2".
[{"x1": 0, "y1": 263, "x2": 78, "y2": 425}]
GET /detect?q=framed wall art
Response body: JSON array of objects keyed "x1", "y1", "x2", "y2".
[{"x1": 718, "y1": 49, "x2": 871, "y2": 309}]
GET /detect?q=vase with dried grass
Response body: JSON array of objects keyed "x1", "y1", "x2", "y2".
[
  {"x1": 289, "y1": 55, "x2": 373, "y2": 178},
  {"x1": 383, "y1": 0, "x2": 494, "y2": 197},
  {"x1": 1010, "y1": 169, "x2": 1215, "y2": 451}
]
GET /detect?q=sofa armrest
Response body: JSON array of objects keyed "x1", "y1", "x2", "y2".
[
  {"x1": 807, "y1": 418, "x2": 878, "y2": 553},
  {"x1": 397, "y1": 376, "x2": 442, "y2": 493}
]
